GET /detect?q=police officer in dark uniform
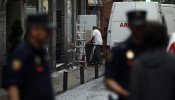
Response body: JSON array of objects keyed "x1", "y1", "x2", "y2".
[
  {"x1": 3, "y1": 14, "x2": 54, "y2": 100},
  {"x1": 105, "y1": 10, "x2": 147, "y2": 100},
  {"x1": 130, "y1": 22, "x2": 171, "y2": 100}
]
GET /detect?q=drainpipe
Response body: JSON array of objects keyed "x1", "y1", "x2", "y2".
[{"x1": 48, "y1": 0, "x2": 57, "y2": 71}]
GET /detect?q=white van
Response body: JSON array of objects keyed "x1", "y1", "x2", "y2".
[
  {"x1": 107, "y1": 2, "x2": 163, "y2": 48},
  {"x1": 161, "y1": 4, "x2": 175, "y2": 36}
]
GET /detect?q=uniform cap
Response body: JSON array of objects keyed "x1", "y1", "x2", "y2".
[
  {"x1": 26, "y1": 13, "x2": 55, "y2": 30},
  {"x1": 127, "y1": 10, "x2": 147, "y2": 26}
]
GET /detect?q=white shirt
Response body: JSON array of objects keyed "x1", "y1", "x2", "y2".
[{"x1": 92, "y1": 29, "x2": 103, "y2": 45}]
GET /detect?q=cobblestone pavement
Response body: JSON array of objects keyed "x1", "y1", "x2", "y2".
[
  {"x1": 52, "y1": 66, "x2": 105, "y2": 92},
  {"x1": 55, "y1": 77, "x2": 110, "y2": 100},
  {"x1": 0, "y1": 89, "x2": 7, "y2": 100},
  {"x1": 0, "y1": 66, "x2": 105, "y2": 100}
]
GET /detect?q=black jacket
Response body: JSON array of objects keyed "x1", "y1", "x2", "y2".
[{"x1": 130, "y1": 50, "x2": 175, "y2": 100}]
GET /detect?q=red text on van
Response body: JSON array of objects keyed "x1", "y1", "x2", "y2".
[{"x1": 120, "y1": 22, "x2": 129, "y2": 27}]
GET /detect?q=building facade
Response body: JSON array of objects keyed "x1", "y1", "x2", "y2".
[
  {"x1": 0, "y1": 0, "x2": 6, "y2": 87},
  {"x1": 0, "y1": 0, "x2": 79, "y2": 78}
]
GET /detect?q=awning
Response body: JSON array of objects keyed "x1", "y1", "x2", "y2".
[{"x1": 88, "y1": 0, "x2": 103, "y2": 7}]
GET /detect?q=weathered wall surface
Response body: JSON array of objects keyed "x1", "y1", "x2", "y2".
[{"x1": 0, "y1": 4, "x2": 6, "y2": 87}]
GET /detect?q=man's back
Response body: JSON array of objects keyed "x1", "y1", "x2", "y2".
[
  {"x1": 130, "y1": 50, "x2": 175, "y2": 100},
  {"x1": 93, "y1": 29, "x2": 103, "y2": 45}
]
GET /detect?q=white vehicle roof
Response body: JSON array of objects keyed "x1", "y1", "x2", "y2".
[
  {"x1": 107, "y1": 2, "x2": 162, "y2": 47},
  {"x1": 111, "y1": 2, "x2": 161, "y2": 22}
]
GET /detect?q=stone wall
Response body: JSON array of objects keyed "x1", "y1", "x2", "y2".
[{"x1": 0, "y1": 3, "x2": 6, "y2": 88}]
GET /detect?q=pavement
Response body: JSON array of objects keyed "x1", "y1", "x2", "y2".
[
  {"x1": 0, "y1": 65, "x2": 105, "y2": 100},
  {"x1": 55, "y1": 77, "x2": 110, "y2": 100},
  {"x1": 52, "y1": 65, "x2": 105, "y2": 93},
  {"x1": 0, "y1": 89, "x2": 7, "y2": 100}
]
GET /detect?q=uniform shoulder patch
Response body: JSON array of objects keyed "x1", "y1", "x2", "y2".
[
  {"x1": 126, "y1": 50, "x2": 135, "y2": 60},
  {"x1": 11, "y1": 59, "x2": 22, "y2": 71}
]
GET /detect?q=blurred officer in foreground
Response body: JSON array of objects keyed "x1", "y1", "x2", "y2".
[
  {"x1": 105, "y1": 10, "x2": 147, "y2": 100},
  {"x1": 3, "y1": 13, "x2": 54, "y2": 100},
  {"x1": 130, "y1": 22, "x2": 174, "y2": 100}
]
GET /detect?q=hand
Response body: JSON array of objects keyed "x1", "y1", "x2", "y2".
[
  {"x1": 105, "y1": 78, "x2": 130, "y2": 99},
  {"x1": 8, "y1": 85, "x2": 20, "y2": 100},
  {"x1": 119, "y1": 89, "x2": 129, "y2": 99},
  {"x1": 122, "y1": 91, "x2": 130, "y2": 99}
]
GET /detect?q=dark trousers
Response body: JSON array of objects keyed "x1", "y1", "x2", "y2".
[{"x1": 93, "y1": 45, "x2": 102, "y2": 64}]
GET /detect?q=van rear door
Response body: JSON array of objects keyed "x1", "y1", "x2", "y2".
[
  {"x1": 136, "y1": 2, "x2": 161, "y2": 22},
  {"x1": 108, "y1": 2, "x2": 135, "y2": 47}
]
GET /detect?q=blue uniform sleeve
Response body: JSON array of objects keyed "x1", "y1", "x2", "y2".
[
  {"x1": 105, "y1": 46, "x2": 123, "y2": 80},
  {"x1": 3, "y1": 49, "x2": 28, "y2": 88}
]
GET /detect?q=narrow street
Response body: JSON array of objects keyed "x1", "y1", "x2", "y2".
[
  {"x1": 1, "y1": 77, "x2": 110, "y2": 100},
  {"x1": 56, "y1": 77, "x2": 110, "y2": 100},
  {"x1": 1, "y1": 0, "x2": 175, "y2": 100},
  {"x1": 0, "y1": 66, "x2": 105, "y2": 100}
]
